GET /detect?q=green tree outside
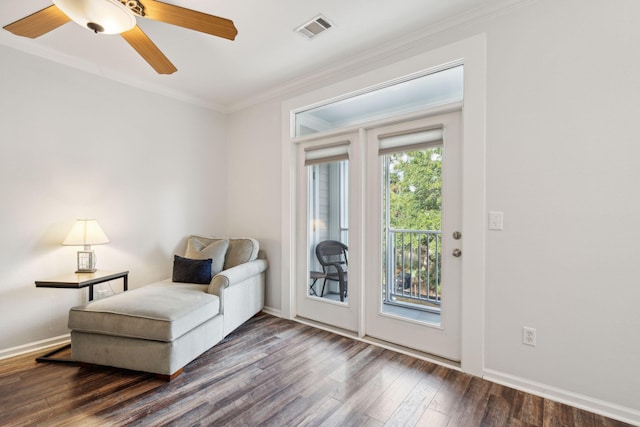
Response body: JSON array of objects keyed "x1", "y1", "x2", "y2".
[{"x1": 388, "y1": 147, "x2": 442, "y2": 231}]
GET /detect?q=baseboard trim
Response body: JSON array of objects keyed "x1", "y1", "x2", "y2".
[
  {"x1": 483, "y1": 369, "x2": 640, "y2": 426},
  {"x1": 261, "y1": 306, "x2": 281, "y2": 317},
  {"x1": 0, "y1": 334, "x2": 70, "y2": 361}
]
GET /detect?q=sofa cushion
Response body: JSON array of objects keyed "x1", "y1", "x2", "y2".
[
  {"x1": 172, "y1": 255, "x2": 212, "y2": 284},
  {"x1": 68, "y1": 281, "x2": 220, "y2": 342},
  {"x1": 188, "y1": 236, "x2": 259, "y2": 270},
  {"x1": 185, "y1": 237, "x2": 229, "y2": 275},
  {"x1": 226, "y1": 238, "x2": 260, "y2": 269}
]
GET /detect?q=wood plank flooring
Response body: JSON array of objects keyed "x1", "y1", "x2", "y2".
[{"x1": 0, "y1": 313, "x2": 632, "y2": 426}]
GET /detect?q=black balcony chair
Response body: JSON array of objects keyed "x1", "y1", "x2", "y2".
[
  {"x1": 315, "y1": 240, "x2": 348, "y2": 302},
  {"x1": 395, "y1": 272, "x2": 411, "y2": 290}
]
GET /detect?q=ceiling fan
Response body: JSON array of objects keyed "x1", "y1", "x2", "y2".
[{"x1": 2, "y1": 0, "x2": 238, "y2": 74}]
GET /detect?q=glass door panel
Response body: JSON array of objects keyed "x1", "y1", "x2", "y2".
[
  {"x1": 382, "y1": 145, "x2": 443, "y2": 325},
  {"x1": 307, "y1": 160, "x2": 349, "y2": 303}
]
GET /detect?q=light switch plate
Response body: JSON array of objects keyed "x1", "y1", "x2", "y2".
[{"x1": 488, "y1": 211, "x2": 504, "y2": 230}]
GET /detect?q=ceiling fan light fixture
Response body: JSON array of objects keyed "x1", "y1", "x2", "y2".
[{"x1": 53, "y1": 0, "x2": 136, "y2": 34}]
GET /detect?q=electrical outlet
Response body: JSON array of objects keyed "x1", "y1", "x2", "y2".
[{"x1": 523, "y1": 327, "x2": 536, "y2": 346}]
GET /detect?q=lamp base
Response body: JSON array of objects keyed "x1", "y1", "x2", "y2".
[{"x1": 77, "y1": 250, "x2": 97, "y2": 273}]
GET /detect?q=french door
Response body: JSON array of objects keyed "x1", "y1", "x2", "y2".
[
  {"x1": 295, "y1": 132, "x2": 361, "y2": 332},
  {"x1": 295, "y1": 112, "x2": 461, "y2": 361},
  {"x1": 364, "y1": 113, "x2": 462, "y2": 361}
]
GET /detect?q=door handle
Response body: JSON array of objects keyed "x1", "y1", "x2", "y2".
[{"x1": 452, "y1": 248, "x2": 462, "y2": 257}]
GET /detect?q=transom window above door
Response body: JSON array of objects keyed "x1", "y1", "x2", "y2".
[{"x1": 294, "y1": 64, "x2": 463, "y2": 137}]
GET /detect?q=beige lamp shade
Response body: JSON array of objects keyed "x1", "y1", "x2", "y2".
[
  {"x1": 53, "y1": 0, "x2": 136, "y2": 34},
  {"x1": 63, "y1": 219, "x2": 110, "y2": 250}
]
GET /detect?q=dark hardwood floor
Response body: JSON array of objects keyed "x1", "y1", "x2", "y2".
[{"x1": 0, "y1": 313, "x2": 632, "y2": 426}]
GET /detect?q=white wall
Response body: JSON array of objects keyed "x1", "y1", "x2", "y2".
[
  {"x1": 226, "y1": 0, "x2": 640, "y2": 422},
  {"x1": 226, "y1": 99, "x2": 282, "y2": 309},
  {"x1": 0, "y1": 46, "x2": 228, "y2": 354},
  {"x1": 483, "y1": 0, "x2": 640, "y2": 415}
]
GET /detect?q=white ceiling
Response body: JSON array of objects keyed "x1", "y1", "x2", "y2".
[{"x1": 0, "y1": 0, "x2": 523, "y2": 111}]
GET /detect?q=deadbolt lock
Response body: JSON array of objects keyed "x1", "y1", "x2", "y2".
[{"x1": 453, "y1": 231, "x2": 462, "y2": 240}]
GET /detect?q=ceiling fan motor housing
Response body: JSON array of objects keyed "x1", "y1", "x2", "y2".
[{"x1": 53, "y1": 0, "x2": 136, "y2": 35}]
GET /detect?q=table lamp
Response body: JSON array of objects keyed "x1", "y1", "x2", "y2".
[{"x1": 62, "y1": 219, "x2": 110, "y2": 273}]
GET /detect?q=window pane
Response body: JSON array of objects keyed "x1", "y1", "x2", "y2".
[
  {"x1": 382, "y1": 146, "x2": 442, "y2": 324},
  {"x1": 295, "y1": 65, "x2": 463, "y2": 136},
  {"x1": 307, "y1": 160, "x2": 349, "y2": 302}
]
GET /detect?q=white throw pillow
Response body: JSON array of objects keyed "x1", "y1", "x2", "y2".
[{"x1": 185, "y1": 237, "x2": 229, "y2": 275}]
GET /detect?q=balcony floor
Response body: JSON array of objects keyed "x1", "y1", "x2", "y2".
[{"x1": 382, "y1": 302, "x2": 441, "y2": 325}]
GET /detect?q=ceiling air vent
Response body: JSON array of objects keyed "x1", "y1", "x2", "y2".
[{"x1": 295, "y1": 15, "x2": 333, "y2": 39}]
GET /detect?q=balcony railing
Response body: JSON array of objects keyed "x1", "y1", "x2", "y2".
[{"x1": 385, "y1": 229, "x2": 441, "y2": 311}]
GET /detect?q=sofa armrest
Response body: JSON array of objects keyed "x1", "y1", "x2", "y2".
[
  {"x1": 209, "y1": 258, "x2": 267, "y2": 336},
  {"x1": 208, "y1": 258, "x2": 268, "y2": 296}
]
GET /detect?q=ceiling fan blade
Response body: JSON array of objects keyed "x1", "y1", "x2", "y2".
[
  {"x1": 3, "y1": 5, "x2": 70, "y2": 38},
  {"x1": 121, "y1": 26, "x2": 177, "y2": 74},
  {"x1": 142, "y1": 1, "x2": 237, "y2": 41}
]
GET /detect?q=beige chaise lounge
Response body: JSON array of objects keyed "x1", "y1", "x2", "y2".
[{"x1": 68, "y1": 236, "x2": 267, "y2": 379}]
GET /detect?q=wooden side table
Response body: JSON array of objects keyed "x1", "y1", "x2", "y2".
[{"x1": 34, "y1": 270, "x2": 129, "y2": 363}]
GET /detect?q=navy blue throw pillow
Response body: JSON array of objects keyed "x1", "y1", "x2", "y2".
[{"x1": 172, "y1": 255, "x2": 213, "y2": 284}]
